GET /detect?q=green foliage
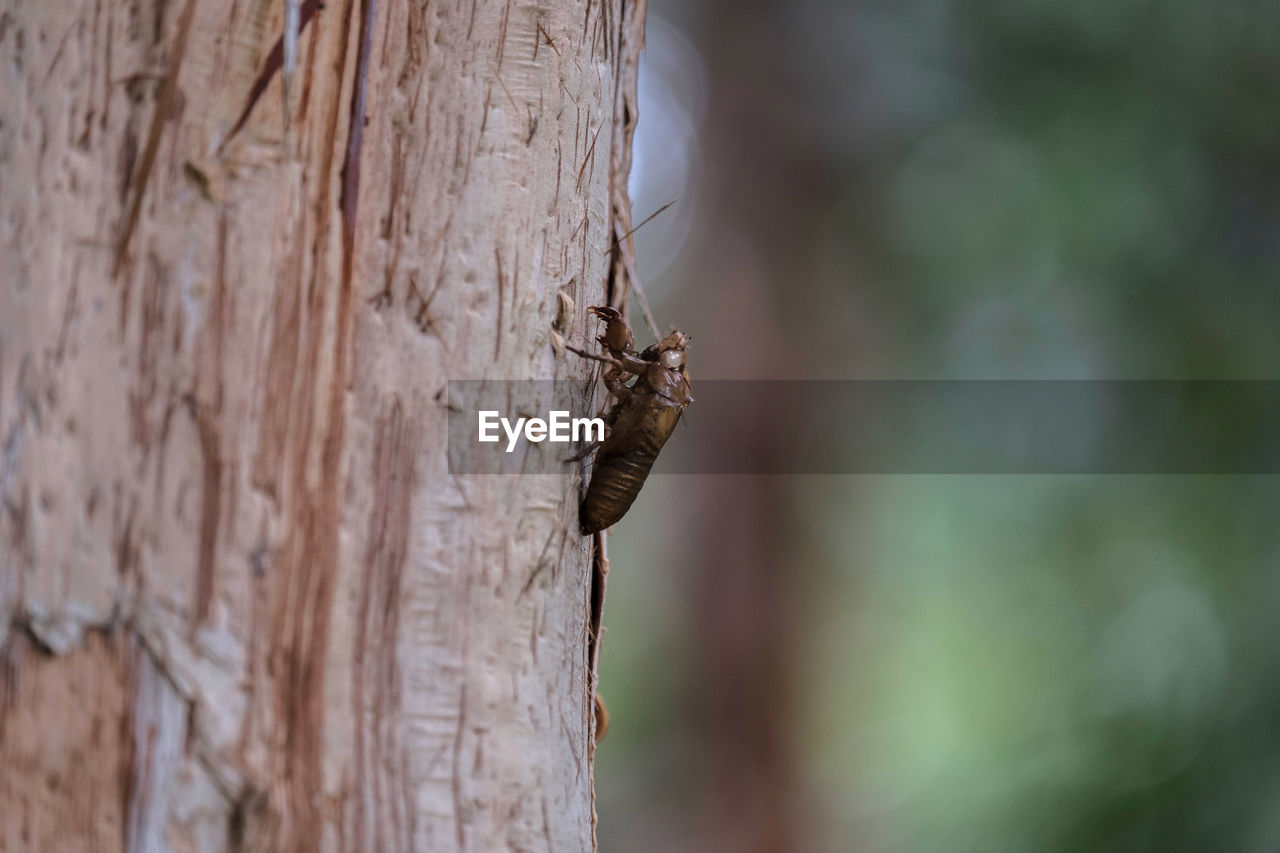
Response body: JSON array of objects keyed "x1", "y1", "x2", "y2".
[{"x1": 602, "y1": 1, "x2": 1280, "y2": 849}]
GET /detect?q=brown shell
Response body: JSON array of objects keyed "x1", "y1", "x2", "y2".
[
  {"x1": 580, "y1": 374, "x2": 688, "y2": 534},
  {"x1": 578, "y1": 307, "x2": 691, "y2": 534}
]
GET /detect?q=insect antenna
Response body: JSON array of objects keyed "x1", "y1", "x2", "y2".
[
  {"x1": 604, "y1": 199, "x2": 678, "y2": 341},
  {"x1": 603, "y1": 199, "x2": 677, "y2": 256}
]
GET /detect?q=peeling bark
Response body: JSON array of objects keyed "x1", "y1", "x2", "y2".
[{"x1": 0, "y1": 0, "x2": 643, "y2": 850}]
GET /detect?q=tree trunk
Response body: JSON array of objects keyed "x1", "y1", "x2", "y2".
[{"x1": 0, "y1": 0, "x2": 643, "y2": 850}]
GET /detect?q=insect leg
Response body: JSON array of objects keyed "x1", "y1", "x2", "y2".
[
  {"x1": 563, "y1": 415, "x2": 622, "y2": 463},
  {"x1": 565, "y1": 344, "x2": 616, "y2": 365},
  {"x1": 566, "y1": 344, "x2": 642, "y2": 395},
  {"x1": 564, "y1": 438, "x2": 602, "y2": 463}
]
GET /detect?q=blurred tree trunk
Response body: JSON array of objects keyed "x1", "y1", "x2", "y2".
[
  {"x1": 0, "y1": 0, "x2": 641, "y2": 850},
  {"x1": 679, "y1": 0, "x2": 833, "y2": 849}
]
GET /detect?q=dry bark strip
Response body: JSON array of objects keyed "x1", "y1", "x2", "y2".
[{"x1": 0, "y1": 0, "x2": 644, "y2": 849}]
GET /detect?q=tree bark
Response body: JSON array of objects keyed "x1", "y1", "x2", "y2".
[{"x1": 0, "y1": 0, "x2": 642, "y2": 850}]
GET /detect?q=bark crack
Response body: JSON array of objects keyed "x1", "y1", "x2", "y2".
[
  {"x1": 587, "y1": 1, "x2": 648, "y2": 847},
  {"x1": 220, "y1": 0, "x2": 325, "y2": 150},
  {"x1": 114, "y1": 0, "x2": 199, "y2": 277}
]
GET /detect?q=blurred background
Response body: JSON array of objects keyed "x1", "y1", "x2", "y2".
[{"x1": 596, "y1": 1, "x2": 1280, "y2": 851}]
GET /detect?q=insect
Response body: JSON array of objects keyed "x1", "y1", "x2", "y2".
[{"x1": 570, "y1": 306, "x2": 692, "y2": 534}]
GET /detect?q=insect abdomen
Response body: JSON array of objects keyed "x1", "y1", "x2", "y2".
[{"x1": 581, "y1": 448, "x2": 658, "y2": 534}]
